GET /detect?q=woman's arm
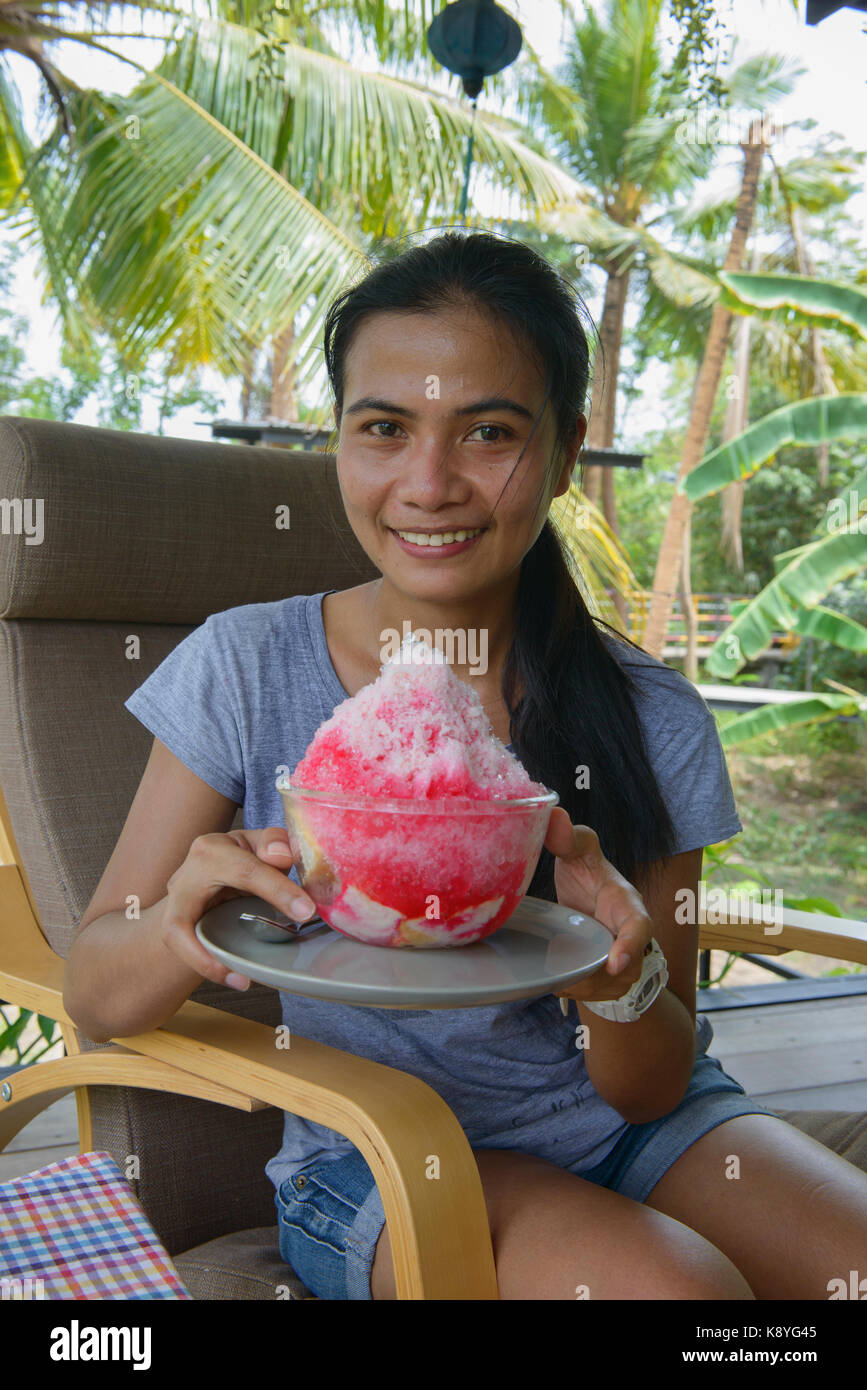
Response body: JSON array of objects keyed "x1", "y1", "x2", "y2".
[{"x1": 575, "y1": 847, "x2": 704, "y2": 1125}]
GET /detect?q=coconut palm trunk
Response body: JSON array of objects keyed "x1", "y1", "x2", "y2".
[
  {"x1": 720, "y1": 249, "x2": 757, "y2": 570},
  {"x1": 240, "y1": 341, "x2": 257, "y2": 421},
  {"x1": 642, "y1": 117, "x2": 770, "y2": 659},
  {"x1": 270, "y1": 319, "x2": 298, "y2": 420},
  {"x1": 581, "y1": 262, "x2": 630, "y2": 624},
  {"x1": 582, "y1": 262, "x2": 629, "y2": 530},
  {"x1": 678, "y1": 519, "x2": 698, "y2": 679},
  {"x1": 789, "y1": 205, "x2": 836, "y2": 485}
]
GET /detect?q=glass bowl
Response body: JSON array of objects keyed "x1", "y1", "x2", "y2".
[{"x1": 276, "y1": 775, "x2": 558, "y2": 949}]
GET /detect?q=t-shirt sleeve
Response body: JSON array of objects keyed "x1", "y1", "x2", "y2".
[
  {"x1": 627, "y1": 662, "x2": 742, "y2": 857},
  {"x1": 124, "y1": 614, "x2": 244, "y2": 805}
]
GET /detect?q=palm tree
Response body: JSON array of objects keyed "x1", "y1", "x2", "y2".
[
  {"x1": 639, "y1": 24, "x2": 838, "y2": 663},
  {"x1": 508, "y1": 5, "x2": 807, "y2": 554},
  {"x1": 641, "y1": 111, "x2": 768, "y2": 659},
  {"x1": 3, "y1": 0, "x2": 595, "y2": 408},
  {"x1": 511, "y1": 0, "x2": 727, "y2": 538},
  {"x1": 2, "y1": 0, "x2": 642, "y2": 623},
  {"x1": 670, "y1": 133, "x2": 865, "y2": 572}
]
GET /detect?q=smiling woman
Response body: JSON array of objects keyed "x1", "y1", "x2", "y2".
[
  {"x1": 321, "y1": 230, "x2": 682, "y2": 897},
  {"x1": 109, "y1": 228, "x2": 844, "y2": 1303}
]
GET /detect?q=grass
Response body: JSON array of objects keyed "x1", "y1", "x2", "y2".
[{"x1": 712, "y1": 713, "x2": 867, "y2": 935}]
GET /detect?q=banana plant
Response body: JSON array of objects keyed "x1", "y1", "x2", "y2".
[
  {"x1": 719, "y1": 678, "x2": 866, "y2": 749},
  {"x1": 701, "y1": 510, "x2": 867, "y2": 679},
  {"x1": 717, "y1": 270, "x2": 867, "y2": 341},
  {"x1": 682, "y1": 275, "x2": 867, "y2": 499},
  {"x1": 677, "y1": 272, "x2": 867, "y2": 690}
]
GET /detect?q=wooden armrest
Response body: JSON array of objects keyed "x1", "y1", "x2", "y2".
[
  {"x1": 0, "y1": 1044, "x2": 272, "y2": 1150},
  {"x1": 699, "y1": 905, "x2": 867, "y2": 965},
  {"x1": 0, "y1": 862, "x2": 498, "y2": 1299}
]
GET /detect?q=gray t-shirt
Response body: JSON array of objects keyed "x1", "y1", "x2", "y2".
[{"x1": 124, "y1": 589, "x2": 740, "y2": 1187}]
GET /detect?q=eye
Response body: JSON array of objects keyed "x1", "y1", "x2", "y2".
[
  {"x1": 362, "y1": 420, "x2": 513, "y2": 443},
  {"x1": 365, "y1": 420, "x2": 403, "y2": 438},
  {"x1": 469, "y1": 424, "x2": 512, "y2": 443}
]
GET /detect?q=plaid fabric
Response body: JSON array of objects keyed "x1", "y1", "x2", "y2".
[{"x1": 0, "y1": 1151, "x2": 192, "y2": 1299}]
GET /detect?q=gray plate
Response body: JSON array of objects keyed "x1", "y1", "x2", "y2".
[{"x1": 195, "y1": 894, "x2": 613, "y2": 1009}]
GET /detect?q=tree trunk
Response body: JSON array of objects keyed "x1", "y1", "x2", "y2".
[
  {"x1": 601, "y1": 465, "x2": 628, "y2": 626},
  {"x1": 789, "y1": 205, "x2": 836, "y2": 487},
  {"x1": 642, "y1": 120, "x2": 769, "y2": 659},
  {"x1": 720, "y1": 254, "x2": 756, "y2": 571},
  {"x1": 270, "y1": 320, "x2": 297, "y2": 421},
  {"x1": 582, "y1": 264, "x2": 629, "y2": 527},
  {"x1": 679, "y1": 518, "x2": 698, "y2": 682},
  {"x1": 241, "y1": 343, "x2": 257, "y2": 421}
]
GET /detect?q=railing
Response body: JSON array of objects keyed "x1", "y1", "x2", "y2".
[{"x1": 616, "y1": 592, "x2": 801, "y2": 660}]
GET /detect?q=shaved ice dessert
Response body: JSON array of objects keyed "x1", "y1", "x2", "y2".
[{"x1": 276, "y1": 631, "x2": 557, "y2": 948}]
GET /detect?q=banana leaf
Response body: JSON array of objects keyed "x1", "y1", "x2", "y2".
[
  {"x1": 792, "y1": 604, "x2": 867, "y2": 651},
  {"x1": 719, "y1": 692, "x2": 863, "y2": 748},
  {"x1": 717, "y1": 271, "x2": 867, "y2": 340},
  {"x1": 813, "y1": 460, "x2": 867, "y2": 539},
  {"x1": 704, "y1": 525, "x2": 867, "y2": 676},
  {"x1": 682, "y1": 393, "x2": 867, "y2": 501},
  {"x1": 783, "y1": 896, "x2": 842, "y2": 917}
]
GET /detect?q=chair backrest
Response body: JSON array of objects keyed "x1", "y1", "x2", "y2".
[{"x1": 0, "y1": 415, "x2": 379, "y2": 1253}]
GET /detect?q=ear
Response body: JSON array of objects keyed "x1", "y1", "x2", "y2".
[{"x1": 553, "y1": 416, "x2": 587, "y2": 499}]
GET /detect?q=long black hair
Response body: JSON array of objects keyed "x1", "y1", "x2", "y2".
[{"x1": 321, "y1": 229, "x2": 676, "y2": 899}]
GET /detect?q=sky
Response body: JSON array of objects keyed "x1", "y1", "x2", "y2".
[{"x1": 2, "y1": 0, "x2": 865, "y2": 444}]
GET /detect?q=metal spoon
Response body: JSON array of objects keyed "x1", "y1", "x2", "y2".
[{"x1": 239, "y1": 911, "x2": 327, "y2": 942}]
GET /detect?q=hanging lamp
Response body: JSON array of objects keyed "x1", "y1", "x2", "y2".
[{"x1": 426, "y1": 0, "x2": 523, "y2": 223}]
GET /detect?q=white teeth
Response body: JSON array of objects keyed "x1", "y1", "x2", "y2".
[{"x1": 396, "y1": 528, "x2": 483, "y2": 546}]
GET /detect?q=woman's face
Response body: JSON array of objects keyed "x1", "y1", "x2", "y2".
[{"x1": 333, "y1": 304, "x2": 585, "y2": 604}]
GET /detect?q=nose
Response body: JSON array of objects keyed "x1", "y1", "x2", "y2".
[{"x1": 394, "y1": 436, "x2": 469, "y2": 507}]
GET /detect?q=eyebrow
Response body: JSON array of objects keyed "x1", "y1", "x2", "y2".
[{"x1": 343, "y1": 395, "x2": 536, "y2": 422}]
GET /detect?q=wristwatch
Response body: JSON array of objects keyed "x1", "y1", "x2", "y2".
[{"x1": 579, "y1": 937, "x2": 669, "y2": 1023}]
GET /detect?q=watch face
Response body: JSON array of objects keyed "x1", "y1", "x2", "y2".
[{"x1": 635, "y1": 974, "x2": 658, "y2": 1006}]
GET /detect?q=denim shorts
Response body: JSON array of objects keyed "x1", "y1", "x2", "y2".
[{"x1": 274, "y1": 1050, "x2": 779, "y2": 1299}]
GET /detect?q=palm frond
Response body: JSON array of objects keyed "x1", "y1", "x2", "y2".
[{"x1": 39, "y1": 17, "x2": 596, "y2": 388}]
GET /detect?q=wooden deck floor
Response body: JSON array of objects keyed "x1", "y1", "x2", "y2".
[{"x1": 3, "y1": 990, "x2": 866, "y2": 1183}]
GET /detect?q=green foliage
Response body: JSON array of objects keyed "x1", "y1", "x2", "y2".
[
  {"x1": 714, "y1": 710, "x2": 867, "y2": 930},
  {"x1": 682, "y1": 393, "x2": 867, "y2": 499},
  {"x1": 783, "y1": 576, "x2": 867, "y2": 690},
  {"x1": 719, "y1": 693, "x2": 864, "y2": 748},
  {"x1": 718, "y1": 271, "x2": 867, "y2": 341},
  {"x1": 661, "y1": 0, "x2": 730, "y2": 106},
  {"x1": 0, "y1": 238, "x2": 223, "y2": 429},
  {"x1": 0, "y1": 1005, "x2": 60, "y2": 1066}
]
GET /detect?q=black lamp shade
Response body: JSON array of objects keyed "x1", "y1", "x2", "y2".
[
  {"x1": 806, "y1": 0, "x2": 867, "y2": 20},
  {"x1": 427, "y1": 0, "x2": 523, "y2": 99}
]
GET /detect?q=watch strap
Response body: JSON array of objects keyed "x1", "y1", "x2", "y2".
[{"x1": 582, "y1": 938, "x2": 669, "y2": 1022}]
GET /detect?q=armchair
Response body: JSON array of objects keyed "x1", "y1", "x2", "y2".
[{"x1": 1, "y1": 415, "x2": 865, "y2": 1299}]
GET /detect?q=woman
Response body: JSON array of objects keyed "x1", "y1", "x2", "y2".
[{"x1": 65, "y1": 230, "x2": 867, "y2": 1300}]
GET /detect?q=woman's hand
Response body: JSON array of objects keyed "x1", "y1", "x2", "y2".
[
  {"x1": 161, "y1": 828, "x2": 316, "y2": 990},
  {"x1": 543, "y1": 806, "x2": 654, "y2": 1004}
]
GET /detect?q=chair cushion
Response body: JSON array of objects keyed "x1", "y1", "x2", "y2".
[
  {"x1": 173, "y1": 1225, "x2": 315, "y2": 1300},
  {"x1": 767, "y1": 1109, "x2": 867, "y2": 1174}
]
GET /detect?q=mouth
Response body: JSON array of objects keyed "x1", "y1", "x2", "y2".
[{"x1": 389, "y1": 526, "x2": 487, "y2": 556}]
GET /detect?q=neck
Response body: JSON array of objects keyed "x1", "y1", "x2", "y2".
[{"x1": 363, "y1": 575, "x2": 520, "y2": 686}]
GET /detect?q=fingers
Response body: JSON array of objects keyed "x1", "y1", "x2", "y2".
[
  {"x1": 547, "y1": 816, "x2": 653, "y2": 977},
  {"x1": 161, "y1": 907, "x2": 251, "y2": 987},
  {"x1": 593, "y1": 875, "x2": 651, "y2": 976},
  {"x1": 161, "y1": 830, "x2": 317, "y2": 989},
  {"x1": 257, "y1": 835, "x2": 294, "y2": 862}
]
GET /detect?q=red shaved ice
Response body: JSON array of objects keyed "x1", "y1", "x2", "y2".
[{"x1": 279, "y1": 631, "x2": 557, "y2": 947}]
